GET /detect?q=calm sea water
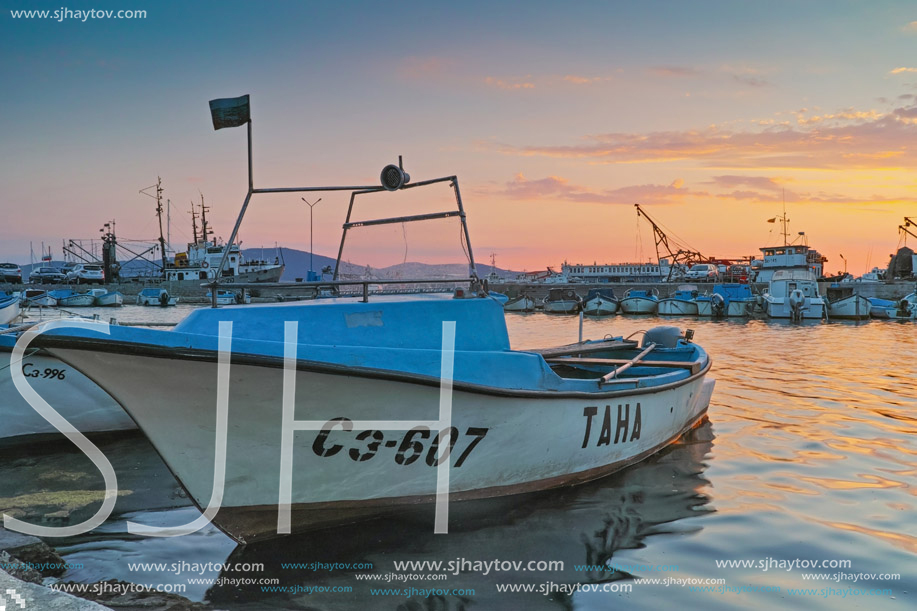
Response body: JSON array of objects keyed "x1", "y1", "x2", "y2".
[{"x1": 2, "y1": 307, "x2": 914, "y2": 610}]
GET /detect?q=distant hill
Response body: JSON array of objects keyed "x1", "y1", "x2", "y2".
[
  {"x1": 15, "y1": 248, "x2": 518, "y2": 282},
  {"x1": 260, "y1": 247, "x2": 517, "y2": 281}
]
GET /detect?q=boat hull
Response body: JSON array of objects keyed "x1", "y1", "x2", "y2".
[
  {"x1": 826, "y1": 295, "x2": 871, "y2": 320},
  {"x1": 619, "y1": 297, "x2": 658, "y2": 315},
  {"x1": 656, "y1": 299, "x2": 698, "y2": 316},
  {"x1": 0, "y1": 346, "x2": 135, "y2": 444},
  {"x1": 542, "y1": 300, "x2": 580, "y2": 314},
  {"x1": 696, "y1": 299, "x2": 752, "y2": 317},
  {"x1": 0, "y1": 298, "x2": 20, "y2": 325},
  {"x1": 47, "y1": 346, "x2": 714, "y2": 543},
  {"x1": 582, "y1": 297, "x2": 618, "y2": 316},
  {"x1": 764, "y1": 297, "x2": 825, "y2": 319},
  {"x1": 94, "y1": 293, "x2": 124, "y2": 307},
  {"x1": 58, "y1": 294, "x2": 97, "y2": 308},
  {"x1": 503, "y1": 296, "x2": 535, "y2": 312}
]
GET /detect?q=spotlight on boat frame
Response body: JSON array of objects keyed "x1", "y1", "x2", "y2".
[{"x1": 380, "y1": 161, "x2": 410, "y2": 191}]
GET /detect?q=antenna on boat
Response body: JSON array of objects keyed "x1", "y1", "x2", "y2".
[{"x1": 190, "y1": 201, "x2": 199, "y2": 244}]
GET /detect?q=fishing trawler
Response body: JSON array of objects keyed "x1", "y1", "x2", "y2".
[{"x1": 163, "y1": 197, "x2": 284, "y2": 285}]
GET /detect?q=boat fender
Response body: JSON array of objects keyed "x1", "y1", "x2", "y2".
[{"x1": 643, "y1": 326, "x2": 682, "y2": 349}]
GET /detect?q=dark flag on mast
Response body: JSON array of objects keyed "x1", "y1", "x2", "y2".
[{"x1": 209, "y1": 95, "x2": 250, "y2": 130}]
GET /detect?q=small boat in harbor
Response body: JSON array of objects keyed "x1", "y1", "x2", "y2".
[
  {"x1": 503, "y1": 293, "x2": 536, "y2": 312},
  {"x1": 88, "y1": 288, "x2": 124, "y2": 307},
  {"x1": 696, "y1": 284, "x2": 755, "y2": 317},
  {"x1": 657, "y1": 285, "x2": 699, "y2": 316},
  {"x1": 763, "y1": 269, "x2": 826, "y2": 321},
  {"x1": 20, "y1": 289, "x2": 57, "y2": 307},
  {"x1": 883, "y1": 291, "x2": 916, "y2": 320},
  {"x1": 137, "y1": 288, "x2": 178, "y2": 306},
  {"x1": 581, "y1": 288, "x2": 618, "y2": 316},
  {"x1": 542, "y1": 288, "x2": 582, "y2": 314},
  {"x1": 206, "y1": 289, "x2": 251, "y2": 306},
  {"x1": 49, "y1": 289, "x2": 96, "y2": 308},
  {"x1": 0, "y1": 294, "x2": 20, "y2": 325},
  {"x1": 29, "y1": 107, "x2": 715, "y2": 542},
  {"x1": 868, "y1": 297, "x2": 895, "y2": 319},
  {"x1": 824, "y1": 285, "x2": 870, "y2": 320},
  {"x1": 618, "y1": 288, "x2": 659, "y2": 315}
]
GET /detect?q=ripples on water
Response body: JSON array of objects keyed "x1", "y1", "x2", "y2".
[{"x1": 2, "y1": 308, "x2": 914, "y2": 609}]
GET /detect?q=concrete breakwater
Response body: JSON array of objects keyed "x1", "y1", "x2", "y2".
[{"x1": 7, "y1": 279, "x2": 916, "y2": 304}]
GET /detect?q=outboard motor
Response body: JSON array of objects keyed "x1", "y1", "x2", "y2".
[
  {"x1": 643, "y1": 326, "x2": 685, "y2": 348},
  {"x1": 789, "y1": 289, "x2": 805, "y2": 322},
  {"x1": 711, "y1": 293, "x2": 726, "y2": 317},
  {"x1": 159, "y1": 291, "x2": 170, "y2": 307}
]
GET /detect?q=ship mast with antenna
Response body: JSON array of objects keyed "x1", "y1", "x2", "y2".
[{"x1": 139, "y1": 177, "x2": 168, "y2": 274}]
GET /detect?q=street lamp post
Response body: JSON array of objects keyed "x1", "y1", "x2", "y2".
[{"x1": 302, "y1": 197, "x2": 322, "y2": 280}]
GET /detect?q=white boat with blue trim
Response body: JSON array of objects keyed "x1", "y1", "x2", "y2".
[
  {"x1": 657, "y1": 285, "x2": 699, "y2": 316},
  {"x1": 21, "y1": 97, "x2": 716, "y2": 543},
  {"x1": 763, "y1": 269, "x2": 826, "y2": 321},
  {"x1": 619, "y1": 288, "x2": 659, "y2": 315},
  {"x1": 696, "y1": 284, "x2": 755, "y2": 317}
]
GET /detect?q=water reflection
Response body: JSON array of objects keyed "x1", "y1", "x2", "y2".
[{"x1": 207, "y1": 422, "x2": 714, "y2": 610}]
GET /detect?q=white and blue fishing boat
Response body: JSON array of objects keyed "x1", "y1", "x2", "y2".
[
  {"x1": 696, "y1": 284, "x2": 755, "y2": 317},
  {"x1": 883, "y1": 290, "x2": 916, "y2": 320},
  {"x1": 20, "y1": 289, "x2": 57, "y2": 308},
  {"x1": 0, "y1": 294, "x2": 20, "y2": 325},
  {"x1": 49, "y1": 289, "x2": 96, "y2": 308},
  {"x1": 89, "y1": 288, "x2": 124, "y2": 307},
  {"x1": 581, "y1": 288, "x2": 618, "y2": 316},
  {"x1": 868, "y1": 297, "x2": 895, "y2": 319},
  {"x1": 137, "y1": 288, "x2": 178, "y2": 306},
  {"x1": 657, "y1": 285, "x2": 699, "y2": 316},
  {"x1": 824, "y1": 285, "x2": 870, "y2": 320},
  {"x1": 0, "y1": 329, "x2": 135, "y2": 444},
  {"x1": 618, "y1": 288, "x2": 659, "y2": 314},
  {"x1": 763, "y1": 269, "x2": 826, "y2": 321},
  {"x1": 22, "y1": 100, "x2": 715, "y2": 542}
]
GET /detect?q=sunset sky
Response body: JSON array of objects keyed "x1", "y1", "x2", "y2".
[{"x1": 3, "y1": 1, "x2": 917, "y2": 275}]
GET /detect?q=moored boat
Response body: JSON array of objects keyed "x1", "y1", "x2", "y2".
[
  {"x1": 657, "y1": 285, "x2": 699, "y2": 316},
  {"x1": 26, "y1": 107, "x2": 716, "y2": 542},
  {"x1": 21, "y1": 289, "x2": 57, "y2": 307},
  {"x1": 503, "y1": 293, "x2": 536, "y2": 312},
  {"x1": 88, "y1": 288, "x2": 124, "y2": 307},
  {"x1": 824, "y1": 285, "x2": 870, "y2": 320},
  {"x1": 542, "y1": 288, "x2": 582, "y2": 314},
  {"x1": 696, "y1": 284, "x2": 755, "y2": 317},
  {"x1": 137, "y1": 288, "x2": 178, "y2": 306},
  {"x1": 763, "y1": 269, "x2": 826, "y2": 321},
  {"x1": 0, "y1": 294, "x2": 20, "y2": 325},
  {"x1": 581, "y1": 288, "x2": 618, "y2": 316},
  {"x1": 618, "y1": 288, "x2": 659, "y2": 314},
  {"x1": 0, "y1": 330, "x2": 136, "y2": 445},
  {"x1": 50, "y1": 289, "x2": 96, "y2": 308},
  {"x1": 206, "y1": 289, "x2": 251, "y2": 306}
]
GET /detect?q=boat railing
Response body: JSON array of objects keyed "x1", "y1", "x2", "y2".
[{"x1": 207, "y1": 277, "x2": 482, "y2": 304}]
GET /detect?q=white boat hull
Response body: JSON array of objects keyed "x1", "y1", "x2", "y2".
[
  {"x1": 696, "y1": 299, "x2": 752, "y2": 317},
  {"x1": 503, "y1": 296, "x2": 535, "y2": 312},
  {"x1": 138, "y1": 295, "x2": 179, "y2": 306},
  {"x1": 619, "y1": 297, "x2": 658, "y2": 315},
  {"x1": 94, "y1": 293, "x2": 124, "y2": 307},
  {"x1": 0, "y1": 348, "x2": 135, "y2": 443},
  {"x1": 582, "y1": 297, "x2": 618, "y2": 316},
  {"x1": 49, "y1": 347, "x2": 714, "y2": 543},
  {"x1": 764, "y1": 297, "x2": 825, "y2": 319},
  {"x1": 656, "y1": 299, "x2": 698, "y2": 316},
  {"x1": 542, "y1": 300, "x2": 580, "y2": 314},
  {"x1": 0, "y1": 300, "x2": 20, "y2": 325},
  {"x1": 826, "y1": 295, "x2": 871, "y2": 320}
]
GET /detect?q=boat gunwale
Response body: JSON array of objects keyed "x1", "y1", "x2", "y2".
[{"x1": 36, "y1": 335, "x2": 712, "y2": 400}]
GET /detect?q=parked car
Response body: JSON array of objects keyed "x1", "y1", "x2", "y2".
[
  {"x1": 59, "y1": 262, "x2": 79, "y2": 279},
  {"x1": 726, "y1": 264, "x2": 750, "y2": 283},
  {"x1": 66, "y1": 263, "x2": 105, "y2": 284},
  {"x1": 29, "y1": 267, "x2": 66, "y2": 284},
  {"x1": 0, "y1": 263, "x2": 22, "y2": 283},
  {"x1": 685, "y1": 263, "x2": 719, "y2": 282}
]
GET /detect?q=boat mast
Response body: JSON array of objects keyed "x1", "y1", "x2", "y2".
[
  {"x1": 190, "y1": 202, "x2": 199, "y2": 244},
  {"x1": 200, "y1": 193, "x2": 211, "y2": 244},
  {"x1": 140, "y1": 177, "x2": 168, "y2": 275}
]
